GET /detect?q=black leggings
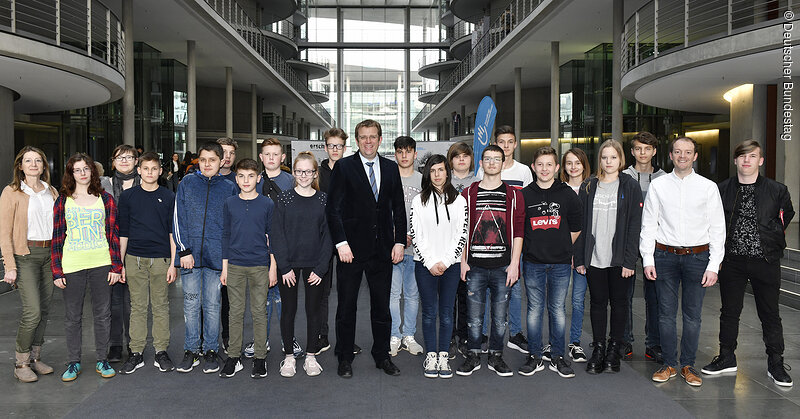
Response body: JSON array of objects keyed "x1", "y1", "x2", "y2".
[
  {"x1": 586, "y1": 266, "x2": 629, "y2": 344},
  {"x1": 278, "y1": 267, "x2": 325, "y2": 355}
]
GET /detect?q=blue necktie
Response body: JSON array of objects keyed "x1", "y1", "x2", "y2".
[{"x1": 366, "y1": 162, "x2": 378, "y2": 201}]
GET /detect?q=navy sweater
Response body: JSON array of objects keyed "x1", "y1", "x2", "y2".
[
  {"x1": 118, "y1": 185, "x2": 174, "y2": 258},
  {"x1": 222, "y1": 194, "x2": 274, "y2": 267}
]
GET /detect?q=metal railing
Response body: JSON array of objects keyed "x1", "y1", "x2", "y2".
[
  {"x1": 621, "y1": 0, "x2": 791, "y2": 75},
  {"x1": 412, "y1": 0, "x2": 546, "y2": 127},
  {"x1": 205, "y1": 0, "x2": 331, "y2": 123},
  {"x1": 0, "y1": 0, "x2": 125, "y2": 76},
  {"x1": 451, "y1": 19, "x2": 475, "y2": 40},
  {"x1": 264, "y1": 18, "x2": 296, "y2": 40}
]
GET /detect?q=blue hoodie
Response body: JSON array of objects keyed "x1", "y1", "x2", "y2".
[{"x1": 173, "y1": 171, "x2": 238, "y2": 270}]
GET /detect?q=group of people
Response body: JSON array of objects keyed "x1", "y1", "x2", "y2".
[{"x1": 1, "y1": 119, "x2": 794, "y2": 390}]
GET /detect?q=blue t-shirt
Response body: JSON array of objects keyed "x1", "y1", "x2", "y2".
[
  {"x1": 118, "y1": 185, "x2": 175, "y2": 258},
  {"x1": 222, "y1": 194, "x2": 274, "y2": 267}
]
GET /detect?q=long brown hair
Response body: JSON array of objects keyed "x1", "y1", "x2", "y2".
[
  {"x1": 292, "y1": 152, "x2": 320, "y2": 191},
  {"x1": 560, "y1": 148, "x2": 591, "y2": 182},
  {"x1": 10, "y1": 146, "x2": 52, "y2": 192},
  {"x1": 595, "y1": 139, "x2": 626, "y2": 178},
  {"x1": 60, "y1": 153, "x2": 104, "y2": 197}
]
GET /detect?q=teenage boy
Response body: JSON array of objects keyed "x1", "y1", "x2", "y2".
[
  {"x1": 456, "y1": 145, "x2": 524, "y2": 377},
  {"x1": 173, "y1": 141, "x2": 237, "y2": 374},
  {"x1": 476, "y1": 125, "x2": 533, "y2": 354},
  {"x1": 103, "y1": 144, "x2": 140, "y2": 363},
  {"x1": 622, "y1": 132, "x2": 666, "y2": 361},
  {"x1": 517, "y1": 146, "x2": 582, "y2": 379},
  {"x1": 118, "y1": 152, "x2": 177, "y2": 374},
  {"x1": 701, "y1": 140, "x2": 795, "y2": 387},
  {"x1": 217, "y1": 137, "x2": 238, "y2": 352},
  {"x1": 219, "y1": 158, "x2": 277, "y2": 379},
  {"x1": 641, "y1": 137, "x2": 725, "y2": 387}
]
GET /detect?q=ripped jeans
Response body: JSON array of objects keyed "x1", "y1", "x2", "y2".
[
  {"x1": 466, "y1": 265, "x2": 511, "y2": 353},
  {"x1": 265, "y1": 286, "x2": 281, "y2": 339},
  {"x1": 181, "y1": 267, "x2": 221, "y2": 353}
]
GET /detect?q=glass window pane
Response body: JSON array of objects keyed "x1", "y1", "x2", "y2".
[{"x1": 342, "y1": 8, "x2": 405, "y2": 43}]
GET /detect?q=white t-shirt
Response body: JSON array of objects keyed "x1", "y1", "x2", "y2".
[{"x1": 475, "y1": 160, "x2": 533, "y2": 189}]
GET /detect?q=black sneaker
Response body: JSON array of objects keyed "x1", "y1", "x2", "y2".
[
  {"x1": 518, "y1": 355, "x2": 545, "y2": 376},
  {"x1": 219, "y1": 356, "x2": 243, "y2": 378},
  {"x1": 353, "y1": 344, "x2": 362, "y2": 355},
  {"x1": 701, "y1": 353, "x2": 737, "y2": 375},
  {"x1": 293, "y1": 337, "x2": 305, "y2": 358},
  {"x1": 645, "y1": 345, "x2": 664, "y2": 364},
  {"x1": 448, "y1": 337, "x2": 458, "y2": 360},
  {"x1": 480, "y1": 335, "x2": 489, "y2": 354},
  {"x1": 457, "y1": 338, "x2": 469, "y2": 357},
  {"x1": 176, "y1": 351, "x2": 200, "y2": 373},
  {"x1": 768, "y1": 357, "x2": 793, "y2": 387},
  {"x1": 251, "y1": 358, "x2": 267, "y2": 378},
  {"x1": 120, "y1": 352, "x2": 144, "y2": 374},
  {"x1": 456, "y1": 352, "x2": 481, "y2": 376},
  {"x1": 622, "y1": 342, "x2": 633, "y2": 359},
  {"x1": 487, "y1": 353, "x2": 513, "y2": 377},
  {"x1": 507, "y1": 333, "x2": 529, "y2": 354},
  {"x1": 202, "y1": 350, "x2": 220, "y2": 373},
  {"x1": 542, "y1": 344, "x2": 552, "y2": 362},
  {"x1": 107, "y1": 345, "x2": 123, "y2": 363},
  {"x1": 315, "y1": 335, "x2": 331, "y2": 355},
  {"x1": 154, "y1": 351, "x2": 174, "y2": 372},
  {"x1": 569, "y1": 343, "x2": 587, "y2": 363},
  {"x1": 549, "y1": 356, "x2": 575, "y2": 378}
]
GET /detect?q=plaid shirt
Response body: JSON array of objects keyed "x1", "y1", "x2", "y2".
[{"x1": 51, "y1": 191, "x2": 122, "y2": 279}]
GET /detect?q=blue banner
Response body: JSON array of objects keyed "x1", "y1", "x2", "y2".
[{"x1": 473, "y1": 96, "x2": 497, "y2": 170}]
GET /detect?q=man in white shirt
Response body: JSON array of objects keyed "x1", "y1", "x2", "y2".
[{"x1": 640, "y1": 136, "x2": 725, "y2": 387}]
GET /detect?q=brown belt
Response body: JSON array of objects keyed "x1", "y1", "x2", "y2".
[
  {"x1": 656, "y1": 242, "x2": 709, "y2": 255},
  {"x1": 27, "y1": 240, "x2": 51, "y2": 248}
]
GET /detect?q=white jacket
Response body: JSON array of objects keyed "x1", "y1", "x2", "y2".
[{"x1": 409, "y1": 193, "x2": 468, "y2": 270}]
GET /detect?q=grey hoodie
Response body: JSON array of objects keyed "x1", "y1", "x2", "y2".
[{"x1": 622, "y1": 164, "x2": 666, "y2": 199}]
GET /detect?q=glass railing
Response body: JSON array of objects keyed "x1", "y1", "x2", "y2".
[
  {"x1": 0, "y1": 0, "x2": 125, "y2": 76},
  {"x1": 413, "y1": 0, "x2": 547, "y2": 128},
  {"x1": 205, "y1": 0, "x2": 331, "y2": 124},
  {"x1": 621, "y1": 0, "x2": 791, "y2": 74}
]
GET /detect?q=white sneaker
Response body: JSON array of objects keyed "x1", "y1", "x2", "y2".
[
  {"x1": 303, "y1": 355, "x2": 323, "y2": 377},
  {"x1": 279, "y1": 356, "x2": 296, "y2": 377},
  {"x1": 438, "y1": 351, "x2": 453, "y2": 378},
  {"x1": 403, "y1": 336, "x2": 424, "y2": 356},
  {"x1": 243, "y1": 342, "x2": 255, "y2": 359},
  {"x1": 423, "y1": 352, "x2": 438, "y2": 378},
  {"x1": 390, "y1": 336, "x2": 402, "y2": 356}
]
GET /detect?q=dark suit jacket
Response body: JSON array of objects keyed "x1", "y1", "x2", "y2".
[{"x1": 326, "y1": 152, "x2": 406, "y2": 262}]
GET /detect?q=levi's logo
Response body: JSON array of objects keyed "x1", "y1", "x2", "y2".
[{"x1": 530, "y1": 216, "x2": 561, "y2": 230}]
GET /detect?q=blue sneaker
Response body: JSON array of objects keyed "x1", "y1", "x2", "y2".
[
  {"x1": 61, "y1": 362, "x2": 81, "y2": 382},
  {"x1": 96, "y1": 360, "x2": 116, "y2": 378}
]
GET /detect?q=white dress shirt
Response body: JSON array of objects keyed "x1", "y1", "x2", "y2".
[
  {"x1": 639, "y1": 170, "x2": 726, "y2": 273},
  {"x1": 359, "y1": 152, "x2": 381, "y2": 196},
  {"x1": 21, "y1": 181, "x2": 55, "y2": 241}
]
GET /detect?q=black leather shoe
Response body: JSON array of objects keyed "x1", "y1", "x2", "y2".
[
  {"x1": 337, "y1": 360, "x2": 353, "y2": 378},
  {"x1": 586, "y1": 341, "x2": 605, "y2": 374},
  {"x1": 605, "y1": 340, "x2": 621, "y2": 373},
  {"x1": 376, "y1": 359, "x2": 401, "y2": 376}
]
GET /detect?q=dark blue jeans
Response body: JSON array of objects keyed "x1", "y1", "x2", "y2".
[
  {"x1": 654, "y1": 249, "x2": 708, "y2": 368},
  {"x1": 415, "y1": 262, "x2": 460, "y2": 354},
  {"x1": 643, "y1": 276, "x2": 661, "y2": 348},
  {"x1": 523, "y1": 262, "x2": 571, "y2": 358},
  {"x1": 466, "y1": 265, "x2": 510, "y2": 353}
]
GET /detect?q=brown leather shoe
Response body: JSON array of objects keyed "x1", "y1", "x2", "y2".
[
  {"x1": 681, "y1": 366, "x2": 703, "y2": 386},
  {"x1": 652, "y1": 365, "x2": 677, "y2": 382},
  {"x1": 14, "y1": 352, "x2": 37, "y2": 383}
]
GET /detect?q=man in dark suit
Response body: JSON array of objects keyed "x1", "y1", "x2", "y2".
[{"x1": 327, "y1": 119, "x2": 406, "y2": 378}]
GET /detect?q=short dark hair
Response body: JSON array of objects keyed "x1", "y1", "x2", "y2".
[
  {"x1": 138, "y1": 151, "x2": 160, "y2": 166},
  {"x1": 323, "y1": 128, "x2": 349, "y2": 143},
  {"x1": 533, "y1": 146, "x2": 558, "y2": 164},
  {"x1": 447, "y1": 141, "x2": 474, "y2": 172},
  {"x1": 393, "y1": 136, "x2": 416, "y2": 151},
  {"x1": 235, "y1": 158, "x2": 260, "y2": 173},
  {"x1": 669, "y1": 136, "x2": 698, "y2": 153},
  {"x1": 198, "y1": 141, "x2": 224, "y2": 159},
  {"x1": 494, "y1": 125, "x2": 515, "y2": 141},
  {"x1": 354, "y1": 119, "x2": 382, "y2": 138},
  {"x1": 481, "y1": 144, "x2": 505, "y2": 161},
  {"x1": 734, "y1": 139, "x2": 762, "y2": 158},
  {"x1": 631, "y1": 132, "x2": 658, "y2": 147},
  {"x1": 217, "y1": 137, "x2": 239, "y2": 150}
]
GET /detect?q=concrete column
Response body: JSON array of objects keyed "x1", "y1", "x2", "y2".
[
  {"x1": 300, "y1": 118, "x2": 305, "y2": 139},
  {"x1": 122, "y1": 0, "x2": 134, "y2": 146},
  {"x1": 729, "y1": 84, "x2": 767, "y2": 178},
  {"x1": 612, "y1": 0, "x2": 623, "y2": 141},
  {"x1": 226, "y1": 67, "x2": 233, "y2": 139},
  {"x1": 785, "y1": 77, "x2": 800, "y2": 246},
  {"x1": 550, "y1": 41, "x2": 560, "y2": 151},
  {"x1": 514, "y1": 67, "x2": 522, "y2": 160},
  {"x1": 0, "y1": 86, "x2": 13, "y2": 189},
  {"x1": 251, "y1": 84, "x2": 258, "y2": 159},
  {"x1": 490, "y1": 84, "x2": 496, "y2": 104},
  {"x1": 460, "y1": 105, "x2": 466, "y2": 135},
  {"x1": 187, "y1": 40, "x2": 197, "y2": 152}
]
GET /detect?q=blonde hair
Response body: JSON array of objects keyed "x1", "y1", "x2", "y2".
[
  {"x1": 10, "y1": 146, "x2": 55, "y2": 197},
  {"x1": 596, "y1": 139, "x2": 626, "y2": 178},
  {"x1": 293, "y1": 151, "x2": 319, "y2": 191}
]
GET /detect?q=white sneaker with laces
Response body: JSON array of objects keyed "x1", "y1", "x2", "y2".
[
  {"x1": 303, "y1": 355, "x2": 323, "y2": 376},
  {"x1": 438, "y1": 351, "x2": 453, "y2": 378},
  {"x1": 403, "y1": 336, "x2": 424, "y2": 355},
  {"x1": 279, "y1": 356, "x2": 296, "y2": 377},
  {"x1": 390, "y1": 336, "x2": 402, "y2": 356},
  {"x1": 423, "y1": 352, "x2": 438, "y2": 378}
]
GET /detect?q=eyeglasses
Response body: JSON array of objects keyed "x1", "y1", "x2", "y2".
[
  {"x1": 73, "y1": 167, "x2": 91, "y2": 174},
  {"x1": 326, "y1": 144, "x2": 345, "y2": 150},
  {"x1": 358, "y1": 135, "x2": 379, "y2": 141},
  {"x1": 115, "y1": 155, "x2": 135, "y2": 162},
  {"x1": 293, "y1": 169, "x2": 317, "y2": 177},
  {"x1": 482, "y1": 157, "x2": 502, "y2": 163}
]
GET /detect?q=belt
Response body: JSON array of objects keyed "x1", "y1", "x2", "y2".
[
  {"x1": 27, "y1": 240, "x2": 51, "y2": 248},
  {"x1": 655, "y1": 243, "x2": 709, "y2": 255}
]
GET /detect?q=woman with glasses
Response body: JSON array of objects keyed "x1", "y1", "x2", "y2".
[
  {"x1": 1, "y1": 146, "x2": 58, "y2": 382},
  {"x1": 270, "y1": 152, "x2": 332, "y2": 377},
  {"x1": 51, "y1": 153, "x2": 122, "y2": 381}
]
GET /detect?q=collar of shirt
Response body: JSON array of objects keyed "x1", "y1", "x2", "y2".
[
  {"x1": 359, "y1": 153, "x2": 381, "y2": 194},
  {"x1": 20, "y1": 180, "x2": 50, "y2": 196}
]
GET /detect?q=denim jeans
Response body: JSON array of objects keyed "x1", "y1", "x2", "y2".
[
  {"x1": 390, "y1": 254, "x2": 419, "y2": 338},
  {"x1": 415, "y1": 262, "x2": 460, "y2": 353},
  {"x1": 523, "y1": 262, "x2": 571, "y2": 358},
  {"x1": 466, "y1": 266, "x2": 510, "y2": 352},
  {"x1": 181, "y1": 267, "x2": 222, "y2": 353},
  {"x1": 643, "y1": 276, "x2": 661, "y2": 348},
  {"x1": 569, "y1": 268, "x2": 588, "y2": 345},
  {"x1": 266, "y1": 285, "x2": 281, "y2": 339},
  {"x1": 508, "y1": 260, "x2": 523, "y2": 335},
  {"x1": 654, "y1": 249, "x2": 708, "y2": 368},
  {"x1": 624, "y1": 277, "x2": 634, "y2": 344}
]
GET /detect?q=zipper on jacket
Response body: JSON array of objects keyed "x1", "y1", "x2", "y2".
[{"x1": 198, "y1": 177, "x2": 211, "y2": 267}]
